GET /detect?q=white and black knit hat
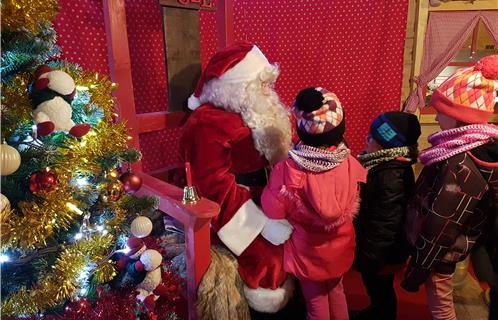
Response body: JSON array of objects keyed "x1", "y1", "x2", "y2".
[{"x1": 292, "y1": 87, "x2": 345, "y2": 147}]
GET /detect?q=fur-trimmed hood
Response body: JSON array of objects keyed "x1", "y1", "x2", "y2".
[{"x1": 279, "y1": 155, "x2": 366, "y2": 229}]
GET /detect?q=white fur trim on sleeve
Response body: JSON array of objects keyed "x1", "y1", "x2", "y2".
[
  {"x1": 188, "y1": 94, "x2": 201, "y2": 110},
  {"x1": 217, "y1": 199, "x2": 268, "y2": 256}
]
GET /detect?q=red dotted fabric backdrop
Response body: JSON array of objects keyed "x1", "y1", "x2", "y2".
[
  {"x1": 124, "y1": 0, "x2": 173, "y2": 172},
  {"x1": 54, "y1": 1, "x2": 409, "y2": 171},
  {"x1": 53, "y1": 0, "x2": 109, "y2": 75},
  {"x1": 229, "y1": 0, "x2": 409, "y2": 154},
  {"x1": 125, "y1": 0, "x2": 168, "y2": 114}
]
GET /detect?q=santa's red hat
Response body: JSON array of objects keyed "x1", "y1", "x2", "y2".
[
  {"x1": 188, "y1": 43, "x2": 272, "y2": 110},
  {"x1": 126, "y1": 237, "x2": 146, "y2": 259}
]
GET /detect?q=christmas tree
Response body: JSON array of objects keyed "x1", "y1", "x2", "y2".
[{"x1": 1, "y1": 1, "x2": 181, "y2": 318}]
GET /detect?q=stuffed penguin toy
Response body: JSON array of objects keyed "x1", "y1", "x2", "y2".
[{"x1": 30, "y1": 65, "x2": 90, "y2": 137}]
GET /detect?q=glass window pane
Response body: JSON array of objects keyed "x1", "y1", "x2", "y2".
[{"x1": 473, "y1": 20, "x2": 498, "y2": 60}]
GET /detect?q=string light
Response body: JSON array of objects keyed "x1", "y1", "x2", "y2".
[
  {"x1": 66, "y1": 203, "x2": 83, "y2": 215},
  {"x1": 76, "y1": 178, "x2": 89, "y2": 187},
  {"x1": 0, "y1": 254, "x2": 10, "y2": 263},
  {"x1": 73, "y1": 233, "x2": 83, "y2": 241},
  {"x1": 76, "y1": 85, "x2": 89, "y2": 91}
]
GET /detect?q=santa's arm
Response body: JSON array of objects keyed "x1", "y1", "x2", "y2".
[{"x1": 189, "y1": 127, "x2": 269, "y2": 256}]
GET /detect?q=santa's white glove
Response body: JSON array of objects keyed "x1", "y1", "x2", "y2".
[{"x1": 261, "y1": 219, "x2": 293, "y2": 245}]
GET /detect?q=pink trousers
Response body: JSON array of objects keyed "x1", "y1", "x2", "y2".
[
  {"x1": 300, "y1": 277, "x2": 348, "y2": 320},
  {"x1": 425, "y1": 272, "x2": 456, "y2": 320}
]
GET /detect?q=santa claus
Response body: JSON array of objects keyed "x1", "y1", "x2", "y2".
[{"x1": 181, "y1": 43, "x2": 294, "y2": 313}]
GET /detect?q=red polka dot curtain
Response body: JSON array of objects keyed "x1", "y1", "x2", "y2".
[
  {"x1": 54, "y1": 0, "x2": 409, "y2": 171},
  {"x1": 227, "y1": 0, "x2": 410, "y2": 154}
]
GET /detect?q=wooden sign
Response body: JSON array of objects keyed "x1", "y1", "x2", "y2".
[{"x1": 159, "y1": 0, "x2": 216, "y2": 11}]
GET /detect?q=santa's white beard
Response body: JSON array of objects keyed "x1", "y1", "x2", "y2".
[{"x1": 199, "y1": 78, "x2": 292, "y2": 165}]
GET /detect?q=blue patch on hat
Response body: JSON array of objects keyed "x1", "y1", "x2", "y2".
[{"x1": 376, "y1": 122, "x2": 397, "y2": 142}]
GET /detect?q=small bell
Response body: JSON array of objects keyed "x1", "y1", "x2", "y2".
[
  {"x1": 182, "y1": 162, "x2": 200, "y2": 204},
  {"x1": 182, "y1": 185, "x2": 200, "y2": 205}
]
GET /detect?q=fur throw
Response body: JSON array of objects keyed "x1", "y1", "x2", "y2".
[{"x1": 196, "y1": 246, "x2": 250, "y2": 320}]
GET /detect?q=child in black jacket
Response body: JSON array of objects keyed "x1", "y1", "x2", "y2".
[{"x1": 353, "y1": 112, "x2": 421, "y2": 320}]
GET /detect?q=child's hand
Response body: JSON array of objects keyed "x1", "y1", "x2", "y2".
[{"x1": 261, "y1": 219, "x2": 293, "y2": 245}]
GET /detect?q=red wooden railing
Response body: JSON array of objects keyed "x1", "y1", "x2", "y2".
[{"x1": 135, "y1": 173, "x2": 219, "y2": 320}]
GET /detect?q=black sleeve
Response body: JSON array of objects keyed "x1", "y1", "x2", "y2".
[{"x1": 356, "y1": 169, "x2": 407, "y2": 273}]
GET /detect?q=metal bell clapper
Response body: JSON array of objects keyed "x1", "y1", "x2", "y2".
[{"x1": 182, "y1": 162, "x2": 200, "y2": 205}]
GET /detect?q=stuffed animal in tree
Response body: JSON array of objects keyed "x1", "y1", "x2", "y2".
[{"x1": 30, "y1": 65, "x2": 90, "y2": 137}]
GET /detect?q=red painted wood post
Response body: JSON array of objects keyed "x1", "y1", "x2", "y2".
[
  {"x1": 102, "y1": 0, "x2": 143, "y2": 172},
  {"x1": 216, "y1": 0, "x2": 234, "y2": 49},
  {"x1": 135, "y1": 173, "x2": 220, "y2": 320}
]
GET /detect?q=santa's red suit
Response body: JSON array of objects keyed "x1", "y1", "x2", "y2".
[{"x1": 181, "y1": 43, "x2": 293, "y2": 313}]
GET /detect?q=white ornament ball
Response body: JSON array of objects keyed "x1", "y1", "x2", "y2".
[
  {"x1": 131, "y1": 216, "x2": 153, "y2": 238},
  {"x1": 1, "y1": 143, "x2": 21, "y2": 176},
  {"x1": 139, "y1": 249, "x2": 163, "y2": 271},
  {"x1": 0, "y1": 193, "x2": 10, "y2": 212}
]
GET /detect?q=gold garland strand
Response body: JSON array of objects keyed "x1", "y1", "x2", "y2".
[
  {"x1": 57, "y1": 121, "x2": 130, "y2": 175},
  {"x1": 1, "y1": 234, "x2": 115, "y2": 316},
  {"x1": 1, "y1": 72, "x2": 34, "y2": 139},
  {"x1": 0, "y1": 70, "x2": 129, "y2": 250},
  {"x1": 0, "y1": 177, "x2": 83, "y2": 250},
  {"x1": 1, "y1": 0, "x2": 59, "y2": 34}
]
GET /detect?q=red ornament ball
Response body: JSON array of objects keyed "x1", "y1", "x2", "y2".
[
  {"x1": 29, "y1": 169, "x2": 57, "y2": 193},
  {"x1": 119, "y1": 172, "x2": 142, "y2": 193}
]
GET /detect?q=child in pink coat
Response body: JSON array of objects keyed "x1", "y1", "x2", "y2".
[{"x1": 262, "y1": 87, "x2": 367, "y2": 320}]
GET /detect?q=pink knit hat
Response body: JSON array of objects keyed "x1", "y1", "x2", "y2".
[{"x1": 430, "y1": 55, "x2": 498, "y2": 124}]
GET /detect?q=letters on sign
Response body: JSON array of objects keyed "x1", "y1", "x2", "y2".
[{"x1": 177, "y1": 0, "x2": 214, "y2": 9}]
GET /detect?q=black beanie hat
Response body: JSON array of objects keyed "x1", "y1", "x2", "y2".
[
  {"x1": 293, "y1": 87, "x2": 345, "y2": 147},
  {"x1": 370, "y1": 112, "x2": 421, "y2": 149}
]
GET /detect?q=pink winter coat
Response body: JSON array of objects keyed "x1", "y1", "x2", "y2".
[{"x1": 261, "y1": 155, "x2": 367, "y2": 281}]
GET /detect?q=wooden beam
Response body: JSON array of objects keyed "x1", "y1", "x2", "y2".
[
  {"x1": 421, "y1": 113, "x2": 498, "y2": 124},
  {"x1": 163, "y1": 7, "x2": 202, "y2": 112},
  {"x1": 400, "y1": 0, "x2": 418, "y2": 107},
  {"x1": 135, "y1": 172, "x2": 220, "y2": 320},
  {"x1": 216, "y1": 0, "x2": 234, "y2": 49},
  {"x1": 103, "y1": 0, "x2": 143, "y2": 172},
  {"x1": 411, "y1": 0, "x2": 430, "y2": 92},
  {"x1": 137, "y1": 112, "x2": 187, "y2": 133},
  {"x1": 429, "y1": 0, "x2": 498, "y2": 11}
]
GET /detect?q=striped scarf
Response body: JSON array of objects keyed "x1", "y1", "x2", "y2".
[
  {"x1": 357, "y1": 146, "x2": 418, "y2": 170},
  {"x1": 419, "y1": 124, "x2": 498, "y2": 166},
  {"x1": 289, "y1": 142, "x2": 350, "y2": 172}
]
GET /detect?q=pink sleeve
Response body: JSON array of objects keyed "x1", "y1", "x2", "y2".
[{"x1": 261, "y1": 161, "x2": 288, "y2": 219}]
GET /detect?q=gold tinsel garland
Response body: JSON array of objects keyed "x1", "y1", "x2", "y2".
[
  {"x1": 1, "y1": 234, "x2": 115, "y2": 316},
  {"x1": 1, "y1": 0, "x2": 58, "y2": 34},
  {"x1": 59, "y1": 65, "x2": 118, "y2": 123},
  {"x1": 0, "y1": 177, "x2": 83, "y2": 250},
  {"x1": 1, "y1": 65, "x2": 131, "y2": 314},
  {"x1": 1, "y1": 69, "x2": 128, "y2": 250},
  {"x1": 1, "y1": 72, "x2": 34, "y2": 139}
]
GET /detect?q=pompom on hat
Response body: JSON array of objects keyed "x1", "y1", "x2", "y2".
[
  {"x1": 188, "y1": 42, "x2": 273, "y2": 110},
  {"x1": 430, "y1": 54, "x2": 498, "y2": 124},
  {"x1": 292, "y1": 87, "x2": 345, "y2": 147}
]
